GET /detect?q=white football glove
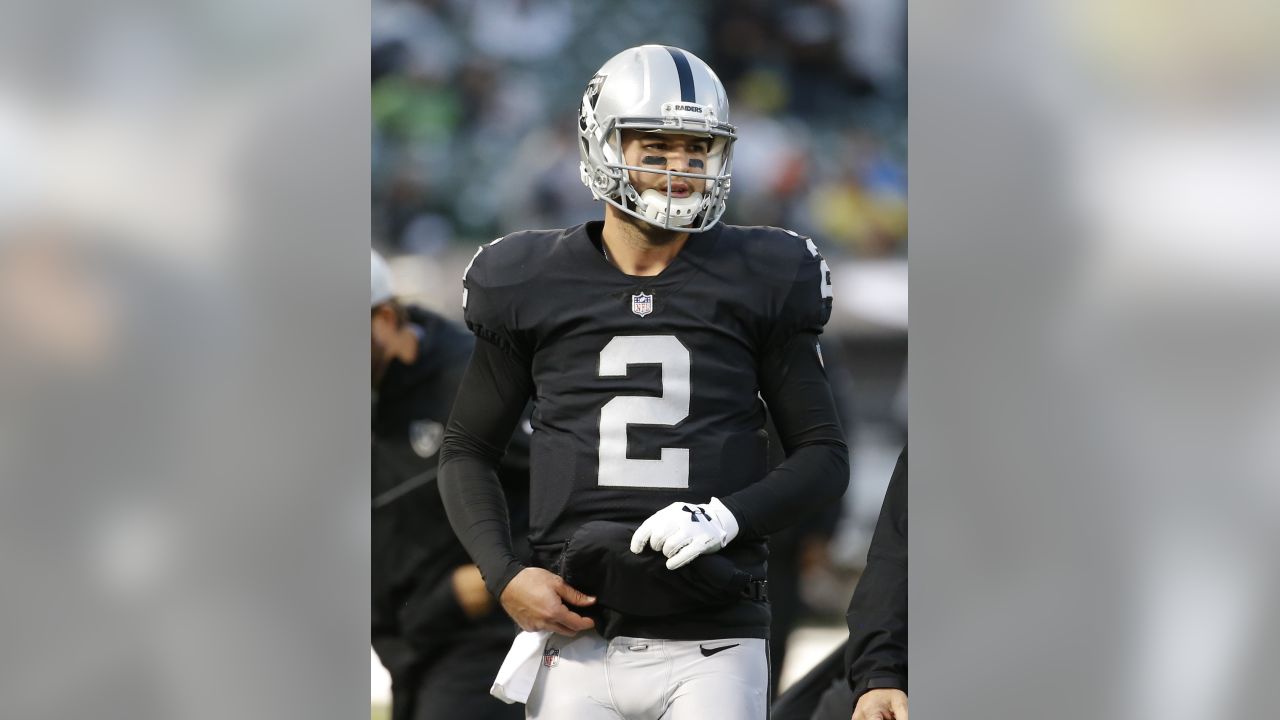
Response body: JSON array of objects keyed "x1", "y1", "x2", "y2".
[{"x1": 629, "y1": 497, "x2": 740, "y2": 570}]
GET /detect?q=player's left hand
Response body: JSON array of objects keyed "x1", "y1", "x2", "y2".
[{"x1": 630, "y1": 497, "x2": 740, "y2": 570}]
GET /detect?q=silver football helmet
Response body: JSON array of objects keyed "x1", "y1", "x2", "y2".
[{"x1": 578, "y1": 45, "x2": 735, "y2": 232}]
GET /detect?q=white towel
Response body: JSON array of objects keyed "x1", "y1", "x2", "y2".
[{"x1": 490, "y1": 630, "x2": 552, "y2": 704}]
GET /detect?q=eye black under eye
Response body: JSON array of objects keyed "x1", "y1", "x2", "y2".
[
  {"x1": 642, "y1": 155, "x2": 666, "y2": 165},
  {"x1": 688, "y1": 158, "x2": 705, "y2": 169}
]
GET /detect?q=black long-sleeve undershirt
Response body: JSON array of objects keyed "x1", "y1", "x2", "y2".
[
  {"x1": 438, "y1": 337, "x2": 534, "y2": 599},
  {"x1": 719, "y1": 332, "x2": 850, "y2": 539},
  {"x1": 438, "y1": 333, "x2": 849, "y2": 599}
]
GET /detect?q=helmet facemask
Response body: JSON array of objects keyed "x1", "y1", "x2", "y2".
[{"x1": 614, "y1": 129, "x2": 734, "y2": 230}]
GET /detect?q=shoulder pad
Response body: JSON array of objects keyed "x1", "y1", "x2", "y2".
[
  {"x1": 460, "y1": 228, "x2": 576, "y2": 357},
  {"x1": 722, "y1": 225, "x2": 823, "y2": 283},
  {"x1": 724, "y1": 225, "x2": 834, "y2": 336},
  {"x1": 463, "y1": 229, "x2": 563, "y2": 291},
  {"x1": 724, "y1": 226, "x2": 831, "y2": 287}
]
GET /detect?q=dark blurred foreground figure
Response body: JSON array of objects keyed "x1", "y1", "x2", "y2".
[
  {"x1": 771, "y1": 446, "x2": 906, "y2": 720},
  {"x1": 371, "y1": 250, "x2": 527, "y2": 720}
]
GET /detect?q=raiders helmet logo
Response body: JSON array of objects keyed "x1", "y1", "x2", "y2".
[{"x1": 585, "y1": 74, "x2": 606, "y2": 110}]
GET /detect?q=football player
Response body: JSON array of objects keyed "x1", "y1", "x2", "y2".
[{"x1": 439, "y1": 45, "x2": 849, "y2": 720}]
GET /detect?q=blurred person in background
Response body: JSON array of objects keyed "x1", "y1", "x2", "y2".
[
  {"x1": 371, "y1": 249, "x2": 530, "y2": 720},
  {"x1": 438, "y1": 45, "x2": 848, "y2": 719}
]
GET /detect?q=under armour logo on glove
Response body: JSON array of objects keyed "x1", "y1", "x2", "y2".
[
  {"x1": 631, "y1": 498, "x2": 741, "y2": 570},
  {"x1": 681, "y1": 505, "x2": 712, "y2": 522}
]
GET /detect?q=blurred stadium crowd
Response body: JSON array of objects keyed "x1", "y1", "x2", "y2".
[{"x1": 371, "y1": 0, "x2": 905, "y2": 261}]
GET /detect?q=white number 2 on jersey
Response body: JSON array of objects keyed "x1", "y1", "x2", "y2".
[{"x1": 597, "y1": 335, "x2": 690, "y2": 488}]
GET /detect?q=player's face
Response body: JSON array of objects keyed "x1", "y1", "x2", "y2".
[{"x1": 620, "y1": 130, "x2": 711, "y2": 198}]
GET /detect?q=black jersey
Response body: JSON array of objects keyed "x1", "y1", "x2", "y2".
[{"x1": 443, "y1": 220, "x2": 846, "y2": 639}]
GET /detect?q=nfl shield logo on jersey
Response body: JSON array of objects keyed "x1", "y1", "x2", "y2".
[
  {"x1": 543, "y1": 647, "x2": 560, "y2": 668},
  {"x1": 631, "y1": 292, "x2": 653, "y2": 317}
]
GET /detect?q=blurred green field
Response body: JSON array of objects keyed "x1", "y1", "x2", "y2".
[{"x1": 371, "y1": 703, "x2": 388, "y2": 720}]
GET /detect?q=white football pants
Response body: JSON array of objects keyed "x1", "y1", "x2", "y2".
[{"x1": 526, "y1": 631, "x2": 768, "y2": 720}]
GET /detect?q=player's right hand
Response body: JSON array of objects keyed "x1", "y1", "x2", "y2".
[{"x1": 499, "y1": 567, "x2": 597, "y2": 636}]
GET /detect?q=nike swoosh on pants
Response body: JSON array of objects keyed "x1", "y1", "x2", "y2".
[{"x1": 699, "y1": 643, "x2": 739, "y2": 657}]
